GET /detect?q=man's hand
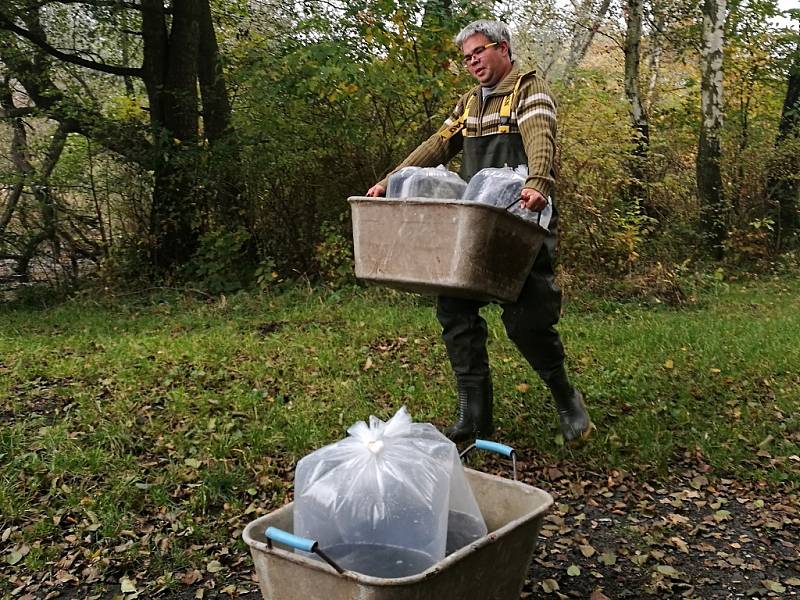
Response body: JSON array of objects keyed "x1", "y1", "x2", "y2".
[
  {"x1": 366, "y1": 183, "x2": 386, "y2": 197},
  {"x1": 519, "y1": 188, "x2": 548, "y2": 211}
]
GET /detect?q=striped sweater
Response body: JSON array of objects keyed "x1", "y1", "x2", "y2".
[{"x1": 379, "y1": 64, "x2": 558, "y2": 198}]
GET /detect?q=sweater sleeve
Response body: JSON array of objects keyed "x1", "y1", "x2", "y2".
[
  {"x1": 515, "y1": 76, "x2": 557, "y2": 199},
  {"x1": 377, "y1": 97, "x2": 467, "y2": 189}
]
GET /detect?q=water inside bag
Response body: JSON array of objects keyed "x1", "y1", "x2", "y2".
[
  {"x1": 324, "y1": 543, "x2": 435, "y2": 578},
  {"x1": 445, "y1": 510, "x2": 486, "y2": 555}
]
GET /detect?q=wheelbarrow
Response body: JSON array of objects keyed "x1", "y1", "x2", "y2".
[{"x1": 242, "y1": 440, "x2": 553, "y2": 600}]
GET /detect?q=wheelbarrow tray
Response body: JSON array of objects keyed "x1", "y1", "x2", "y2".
[
  {"x1": 348, "y1": 197, "x2": 548, "y2": 303},
  {"x1": 242, "y1": 468, "x2": 553, "y2": 600}
]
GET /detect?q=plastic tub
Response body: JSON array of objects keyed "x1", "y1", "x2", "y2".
[{"x1": 348, "y1": 197, "x2": 547, "y2": 303}]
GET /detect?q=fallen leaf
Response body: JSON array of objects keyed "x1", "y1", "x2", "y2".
[
  {"x1": 714, "y1": 509, "x2": 732, "y2": 522},
  {"x1": 180, "y1": 569, "x2": 203, "y2": 585},
  {"x1": 590, "y1": 590, "x2": 611, "y2": 600},
  {"x1": 599, "y1": 551, "x2": 617, "y2": 565},
  {"x1": 664, "y1": 359, "x2": 674, "y2": 369},
  {"x1": 785, "y1": 577, "x2": 800, "y2": 586},
  {"x1": 762, "y1": 580, "x2": 786, "y2": 593},
  {"x1": 579, "y1": 544, "x2": 596, "y2": 557},
  {"x1": 516, "y1": 383, "x2": 530, "y2": 393},
  {"x1": 206, "y1": 560, "x2": 223, "y2": 573},
  {"x1": 541, "y1": 579, "x2": 559, "y2": 593},
  {"x1": 670, "y1": 536, "x2": 689, "y2": 553},
  {"x1": 363, "y1": 356, "x2": 373, "y2": 371},
  {"x1": 120, "y1": 577, "x2": 137, "y2": 593},
  {"x1": 184, "y1": 458, "x2": 202, "y2": 469},
  {"x1": 690, "y1": 475, "x2": 708, "y2": 490},
  {"x1": 567, "y1": 564, "x2": 581, "y2": 576},
  {"x1": 656, "y1": 565, "x2": 681, "y2": 578}
]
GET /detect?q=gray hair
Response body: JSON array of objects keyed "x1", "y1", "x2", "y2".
[{"x1": 454, "y1": 20, "x2": 513, "y2": 60}]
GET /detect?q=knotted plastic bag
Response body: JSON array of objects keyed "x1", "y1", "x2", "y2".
[
  {"x1": 293, "y1": 406, "x2": 486, "y2": 577},
  {"x1": 386, "y1": 165, "x2": 467, "y2": 200},
  {"x1": 463, "y1": 165, "x2": 552, "y2": 229}
]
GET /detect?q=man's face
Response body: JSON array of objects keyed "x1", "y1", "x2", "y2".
[{"x1": 461, "y1": 33, "x2": 511, "y2": 87}]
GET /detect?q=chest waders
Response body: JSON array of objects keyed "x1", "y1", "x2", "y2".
[{"x1": 439, "y1": 85, "x2": 593, "y2": 443}]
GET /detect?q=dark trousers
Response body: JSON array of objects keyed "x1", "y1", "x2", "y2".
[{"x1": 436, "y1": 247, "x2": 565, "y2": 382}]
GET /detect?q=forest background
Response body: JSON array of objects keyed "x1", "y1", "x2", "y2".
[{"x1": 0, "y1": 0, "x2": 798, "y2": 296}]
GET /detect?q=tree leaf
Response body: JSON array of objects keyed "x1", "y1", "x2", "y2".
[
  {"x1": 599, "y1": 551, "x2": 617, "y2": 565},
  {"x1": 656, "y1": 565, "x2": 681, "y2": 578},
  {"x1": 120, "y1": 577, "x2": 137, "y2": 593},
  {"x1": 762, "y1": 580, "x2": 786, "y2": 593},
  {"x1": 541, "y1": 578, "x2": 559, "y2": 593},
  {"x1": 714, "y1": 509, "x2": 732, "y2": 522},
  {"x1": 206, "y1": 560, "x2": 223, "y2": 573}
]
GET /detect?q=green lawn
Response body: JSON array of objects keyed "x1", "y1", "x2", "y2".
[{"x1": 1, "y1": 277, "x2": 798, "y2": 589}]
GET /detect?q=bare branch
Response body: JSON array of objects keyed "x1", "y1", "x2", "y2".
[
  {"x1": 0, "y1": 11, "x2": 142, "y2": 77},
  {"x1": 27, "y1": 0, "x2": 153, "y2": 11}
]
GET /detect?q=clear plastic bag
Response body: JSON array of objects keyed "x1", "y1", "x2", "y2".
[
  {"x1": 463, "y1": 166, "x2": 525, "y2": 209},
  {"x1": 464, "y1": 165, "x2": 552, "y2": 229},
  {"x1": 293, "y1": 406, "x2": 486, "y2": 577},
  {"x1": 386, "y1": 165, "x2": 467, "y2": 200}
]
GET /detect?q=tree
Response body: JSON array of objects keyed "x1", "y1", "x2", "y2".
[
  {"x1": 623, "y1": 0, "x2": 651, "y2": 215},
  {"x1": 0, "y1": 0, "x2": 244, "y2": 273},
  {"x1": 697, "y1": 0, "x2": 727, "y2": 258},
  {"x1": 564, "y1": 0, "x2": 614, "y2": 80},
  {"x1": 770, "y1": 36, "x2": 800, "y2": 248}
]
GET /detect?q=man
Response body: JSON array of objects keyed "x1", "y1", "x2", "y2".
[{"x1": 366, "y1": 20, "x2": 593, "y2": 444}]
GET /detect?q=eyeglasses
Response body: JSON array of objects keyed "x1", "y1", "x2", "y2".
[{"x1": 461, "y1": 42, "x2": 498, "y2": 66}]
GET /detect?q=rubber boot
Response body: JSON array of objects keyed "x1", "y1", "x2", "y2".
[
  {"x1": 444, "y1": 376, "x2": 494, "y2": 443},
  {"x1": 544, "y1": 367, "x2": 593, "y2": 442}
]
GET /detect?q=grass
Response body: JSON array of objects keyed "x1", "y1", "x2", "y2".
[{"x1": 0, "y1": 277, "x2": 798, "y2": 588}]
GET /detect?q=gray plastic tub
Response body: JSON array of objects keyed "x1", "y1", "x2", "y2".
[
  {"x1": 243, "y1": 468, "x2": 553, "y2": 600},
  {"x1": 348, "y1": 197, "x2": 547, "y2": 303}
]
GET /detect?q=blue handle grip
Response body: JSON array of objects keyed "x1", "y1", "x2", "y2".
[
  {"x1": 265, "y1": 527, "x2": 316, "y2": 552},
  {"x1": 475, "y1": 439, "x2": 514, "y2": 458}
]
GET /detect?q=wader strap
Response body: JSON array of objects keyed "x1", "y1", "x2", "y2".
[
  {"x1": 439, "y1": 94, "x2": 476, "y2": 141},
  {"x1": 498, "y1": 76, "x2": 524, "y2": 134}
]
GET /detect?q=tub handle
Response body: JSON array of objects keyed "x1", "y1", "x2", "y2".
[
  {"x1": 504, "y1": 198, "x2": 543, "y2": 226},
  {"x1": 265, "y1": 526, "x2": 344, "y2": 573},
  {"x1": 460, "y1": 439, "x2": 517, "y2": 481}
]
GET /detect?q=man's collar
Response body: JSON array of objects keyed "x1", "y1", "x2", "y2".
[{"x1": 480, "y1": 63, "x2": 521, "y2": 97}]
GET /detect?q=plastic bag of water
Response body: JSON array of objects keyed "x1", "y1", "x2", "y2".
[
  {"x1": 293, "y1": 406, "x2": 486, "y2": 577},
  {"x1": 464, "y1": 165, "x2": 552, "y2": 230},
  {"x1": 386, "y1": 165, "x2": 467, "y2": 200}
]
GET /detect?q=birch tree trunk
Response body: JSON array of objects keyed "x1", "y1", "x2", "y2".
[
  {"x1": 646, "y1": 8, "x2": 665, "y2": 108},
  {"x1": 697, "y1": 0, "x2": 727, "y2": 259},
  {"x1": 623, "y1": 0, "x2": 651, "y2": 216},
  {"x1": 563, "y1": 0, "x2": 613, "y2": 80}
]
